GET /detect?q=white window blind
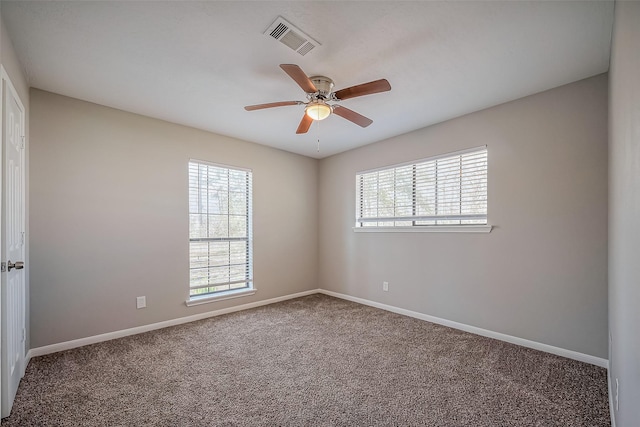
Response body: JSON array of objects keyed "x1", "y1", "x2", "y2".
[
  {"x1": 188, "y1": 160, "x2": 253, "y2": 298},
  {"x1": 356, "y1": 147, "x2": 487, "y2": 228}
]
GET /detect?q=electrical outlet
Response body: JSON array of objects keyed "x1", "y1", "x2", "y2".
[
  {"x1": 136, "y1": 296, "x2": 146, "y2": 309},
  {"x1": 383, "y1": 281, "x2": 389, "y2": 292},
  {"x1": 615, "y1": 378, "x2": 619, "y2": 411}
]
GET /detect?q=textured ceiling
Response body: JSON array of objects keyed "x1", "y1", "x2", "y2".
[{"x1": 2, "y1": 1, "x2": 614, "y2": 159}]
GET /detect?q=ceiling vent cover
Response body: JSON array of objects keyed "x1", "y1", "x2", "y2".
[{"x1": 264, "y1": 16, "x2": 321, "y2": 56}]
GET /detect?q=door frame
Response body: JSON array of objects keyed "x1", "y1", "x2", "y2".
[{"x1": 0, "y1": 64, "x2": 4, "y2": 417}]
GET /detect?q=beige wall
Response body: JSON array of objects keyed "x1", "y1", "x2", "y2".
[
  {"x1": 1, "y1": 13, "x2": 29, "y2": 104},
  {"x1": 29, "y1": 89, "x2": 318, "y2": 348},
  {"x1": 319, "y1": 74, "x2": 608, "y2": 359},
  {"x1": 609, "y1": 1, "x2": 640, "y2": 425},
  {"x1": 25, "y1": 54, "x2": 610, "y2": 365}
]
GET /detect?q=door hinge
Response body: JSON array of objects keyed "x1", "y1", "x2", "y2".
[
  {"x1": 22, "y1": 328, "x2": 25, "y2": 343},
  {"x1": 20, "y1": 135, "x2": 26, "y2": 149},
  {"x1": 21, "y1": 231, "x2": 25, "y2": 246},
  {"x1": 0, "y1": 262, "x2": 5, "y2": 272}
]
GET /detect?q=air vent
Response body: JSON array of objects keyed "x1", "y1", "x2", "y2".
[{"x1": 264, "y1": 16, "x2": 321, "y2": 56}]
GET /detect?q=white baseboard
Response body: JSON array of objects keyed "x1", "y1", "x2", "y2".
[
  {"x1": 27, "y1": 287, "x2": 608, "y2": 370},
  {"x1": 318, "y1": 289, "x2": 609, "y2": 368},
  {"x1": 27, "y1": 289, "x2": 318, "y2": 358},
  {"x1": 24, "y1": 351, "x2": 32, "y2": 370}
]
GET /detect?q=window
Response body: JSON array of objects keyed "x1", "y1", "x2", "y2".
[
  {"x1": 355, "y1": 146, "x2": 487, "y2": 229},
  {"x1": 188, "y1": 160, "x2": 253, "y2": 300}
]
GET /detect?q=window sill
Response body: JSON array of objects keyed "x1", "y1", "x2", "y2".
[
  {"x1": 353, "y1": 225, "x2": 492, "y2": 233},
  {"x1": 185, "y1": 288, "x2": 257, "y2": 307}
]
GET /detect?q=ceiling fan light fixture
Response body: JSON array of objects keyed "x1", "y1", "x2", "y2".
[{"x1": 305, "y1": 101, "x2": 331, "y2": 121}]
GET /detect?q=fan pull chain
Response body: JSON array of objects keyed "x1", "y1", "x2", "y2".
[{"x1": 316, "y1": 117, "x2": 321, "y2": 152}]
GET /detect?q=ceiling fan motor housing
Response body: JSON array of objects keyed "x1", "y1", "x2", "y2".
[{"x1": 309, "y1": 76, "x2": 334, "y2": 99}]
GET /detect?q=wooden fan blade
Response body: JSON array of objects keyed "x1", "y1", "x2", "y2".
[
  {"x1": 280, "y1": 64, "x2": 318, "y2": 94},
  {"x1": 296, "y1": 114, "x2": 313, "y2": 134},
  {"x1": 244, "y1": 101, "x2": 299, "y2": 111},
  {"x1": 333, "y1": 79, "x2": 391, "y2": 101},
  {"x1": 332, "y1": 106, "x2": 373, "y2": 128}
]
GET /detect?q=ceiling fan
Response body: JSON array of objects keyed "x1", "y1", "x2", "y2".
[{"x1": 244, "y1": 64, "x2": 391, "y2": 134}]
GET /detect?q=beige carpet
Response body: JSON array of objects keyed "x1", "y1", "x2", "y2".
[{"x1": 1, "y1": 294, "x2": 609, "y2": 426}]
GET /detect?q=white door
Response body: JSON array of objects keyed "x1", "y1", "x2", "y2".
[{"x1": 0, "y1": 69, "x2": 25, "y2": 418}]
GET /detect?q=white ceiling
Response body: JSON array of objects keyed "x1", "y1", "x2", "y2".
[{"x1": 2, "y1": 1, "x2": 614, "y2": 159}]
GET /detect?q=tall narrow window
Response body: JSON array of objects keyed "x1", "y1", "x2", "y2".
[
  {"x1": 356, "y1": 146, "x2": 487, "y2": 228},
  {"x1": 188, "y1": 160, "x2": 253, "y2": 299}
]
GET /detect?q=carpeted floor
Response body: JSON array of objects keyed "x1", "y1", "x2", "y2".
[{"x1": 1, "y1": 294, "x2": 610, "y2": 426}]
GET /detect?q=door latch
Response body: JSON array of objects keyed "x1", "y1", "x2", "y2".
[{"x1": 7, "y1": 261, "x2": 24, "y2": 271}]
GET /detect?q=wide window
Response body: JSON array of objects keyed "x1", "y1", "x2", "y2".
[
  {"x1": 355, "y1": 146, "x2": 487, "y2": 229},
  {"x1": 188, "y1": 160, "x2": 253, "y2": 300}
]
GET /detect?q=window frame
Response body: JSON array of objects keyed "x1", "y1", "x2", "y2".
[
  {"x1": 186, "y1": 159, "x2": 255, "y2": 306},
  {"x1": 354, "y1": 146, "x2": 491, "y2": 233}
]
